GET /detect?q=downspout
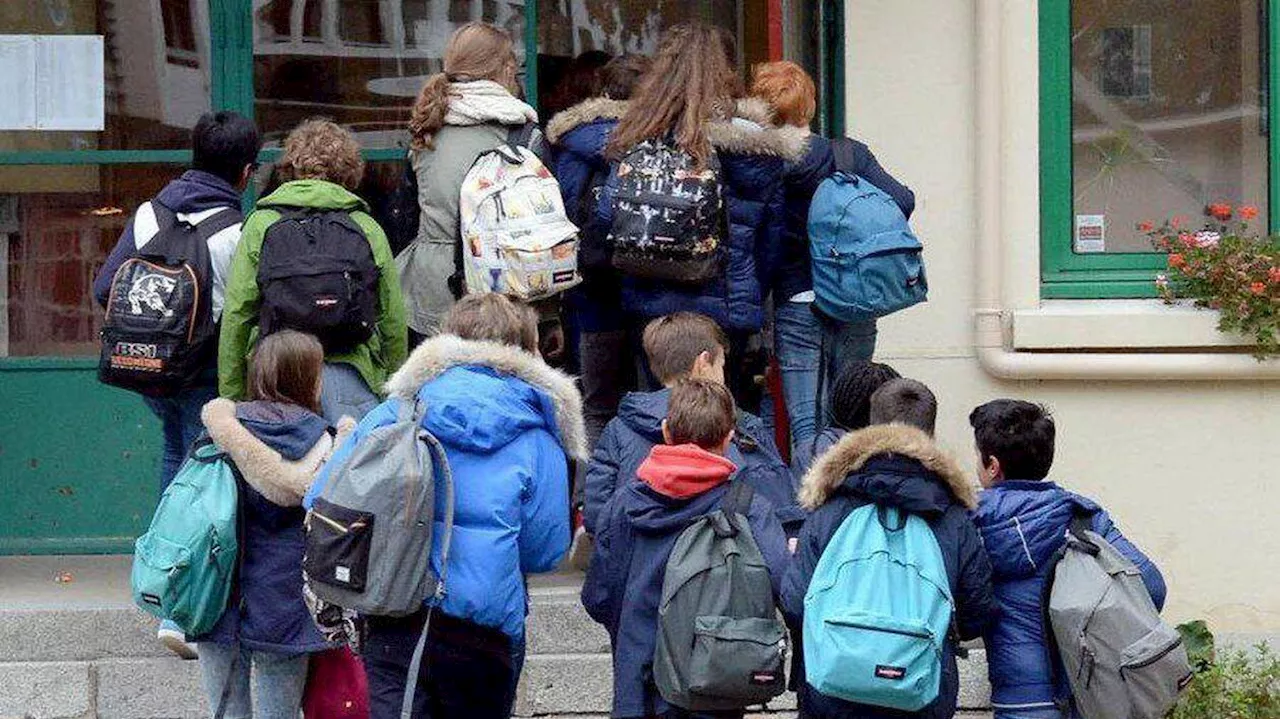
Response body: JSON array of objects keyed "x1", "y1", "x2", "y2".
[{"x1": 972, "y1": 0, "x2": 1280, "y2": 381}]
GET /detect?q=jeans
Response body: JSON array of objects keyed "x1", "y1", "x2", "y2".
[
  {"x1": 773, "y1": 301, "x2": 823, "y2": 450},
  {"x1": 198, "y1": 643, "x2": 309, "y2": 719},
  {"x1": 818, "y1": 314, "x2": 878, "y2": 429},
  {"x1": 319, "y1": 363, "x2": 379, "y2": 425},
  {"x1": 579, "y1": 329, "x2": 636, "y2": 450},
  {"x1": 364, "y1": 610, "x2": 515, "y2": 719},
  {"x1": 995, "y1": 709, "x2": 1074, "y2": 719},
  {"x1": 142, "y1": 385, "x2": 219, "y2": 493}
]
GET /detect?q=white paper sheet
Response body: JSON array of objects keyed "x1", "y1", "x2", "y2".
[
  {"x1": 0, "y1": 37, "x2": 37, "y2": 131},
  {"x1": 0, "y1": 35, "x2": 103, "y2": 131}
]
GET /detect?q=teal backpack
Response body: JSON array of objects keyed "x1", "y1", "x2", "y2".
[
  {"x1": 131, "y1": 437, "x2": 239, "y2": 637},
  {"x1": 802, "y1": 504, "x2": 954, "y2": 712}
]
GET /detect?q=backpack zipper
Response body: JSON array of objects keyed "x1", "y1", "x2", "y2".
[
  {"x1": 1123, "y1": 636, "x2": 1183, "y2": 670},
  {"x1": 825, "y1": 618, "x2": 934, "y2": 641}
]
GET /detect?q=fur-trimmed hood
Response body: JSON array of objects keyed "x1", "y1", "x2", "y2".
[
  {"x1": 799, "y1": 423, "x2": 977, "y2": 510},
  {"x1": 546, "y1": 97, "x2": 628, "y2": 145},
  {"x1": 202, "y1": 398, "x2": 355, "y2": 507},
  {"x1": 385, "y1": 334, "x2": 587, "y2": 460}
]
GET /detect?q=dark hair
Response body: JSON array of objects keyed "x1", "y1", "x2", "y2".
[
  {"x1": 642, "y1": 312, "x2": 728, "y2": 384},
  {"x1": 247, "y1": 330, "x2": 324, "y2": 414},
  {"x1": 828, "y1": 360, "x2": 901, "y2": 431},
  {"x1": 192, "y1": 111, "x2": 262, "y2": 186},
  {"x1": 544, "y1": 50, "x2": 614, "y2": 116},
  {"x1": 442, "y1": 293, "x2": 538, "y2": 352},
  {"x1": 600, "y1": 54, "x2": 652, "y2": 101},
  {"x1": 666, "y1": 378, "x2": 736, "y2": 449},
  {"x1": 869, "y1": 378, "x2": 937, "y2": 435},
  {"x1": 969, "y1": 399, "x2": 1056, "y2": 480}
]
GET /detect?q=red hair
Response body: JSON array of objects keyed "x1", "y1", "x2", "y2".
[{"x1": 750, "y1": 60, "x2": 817, "y2": 129}]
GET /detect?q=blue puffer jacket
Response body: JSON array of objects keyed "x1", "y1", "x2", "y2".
[
  {"x1": 547, "y1": 98, "x2": 628, "y2": 333},
  {"x1": 198, "y1": 399, "x2": 353, "y2": 653},
  {"x1": 594, "y1": 99, "x2": 809, "y2": 331},
  {"x1": 584, "y1": 387, "x2": 804, "y2": 536},
  {"x1": 972, "y1": 480, "x2": 1167, "y2": 715},
  {"x1": 306, "y1": 334, "x2": 586, "y2": 641},
  {"x1": 582, "y1": 443, "x2": 790, "y2": 718},
  {"x1": 781, "y1": 424, "x2": 996, "y2": 719}
]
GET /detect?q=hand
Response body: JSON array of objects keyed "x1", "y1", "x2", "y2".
[{"x1": 540, "y1": 322, "x2": 565, "y2": 361}]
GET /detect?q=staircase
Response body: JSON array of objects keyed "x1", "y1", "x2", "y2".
[{"x1": 0, "y1": 556, "x2": 993, "y2": 718}]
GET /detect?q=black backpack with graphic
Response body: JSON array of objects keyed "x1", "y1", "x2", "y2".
[
  {"x1": 607, "y1": 137, "x2": 725, "y2": 283},
  {"x1": 99, "y1": 202, "x2": 240, "y2": 396},
  {"x1": 257, "y1": 208, "x2": 380, "y2": 353}
]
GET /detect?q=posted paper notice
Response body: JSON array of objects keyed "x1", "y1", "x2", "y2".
[
  {"x1": 1075, "y1": 214, "x2": 1106, "y2": 253},
  {"x1": 0, "y1": 35, "x2": 104, "y2": 131}
]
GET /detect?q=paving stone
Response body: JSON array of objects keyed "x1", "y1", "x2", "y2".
[
  {"x1": 957, "y1": 648, "x2": 992, "y2": 710},
  {"x1": 0, "y1": 662, "x2": 91, "y2": 719},
  {"x1": 96, "y1": 657, "x2": 207, "y2": 719},
  {"x1": 0, "y1": 608, "x2": 164, "y2": 662},
  {"x1": 525, "y1": 593, "x2": 610, "y2": 656}
]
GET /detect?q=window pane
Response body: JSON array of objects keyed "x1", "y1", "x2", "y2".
[
  {"x1": 0, "y1": 164, "x2": 182, "y2": 357},
  {"x1": 1072, "y1": 0, "x2": 1268, "y2": 253},
  {"x1": 253, "y1": 0, "x2": 527, "y2": 150},
  {"x1": 0, "y1": 1, "x2": 211, "y2": 152}
]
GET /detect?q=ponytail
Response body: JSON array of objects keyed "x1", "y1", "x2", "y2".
[{"x1": 409, "y1": 72, "x2": 451, "y2": 150}]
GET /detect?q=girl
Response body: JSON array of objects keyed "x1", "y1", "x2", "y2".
[
  {"x1": 197, "y1": 330, "x2": 356, "y2": 719},
  {"x1": 399, "y1": 22, "x2": 548, "y2": 342}
]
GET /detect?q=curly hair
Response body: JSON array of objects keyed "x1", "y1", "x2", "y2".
[{"x1": 277, "y1": 118, "x2": 365, "y2": 190}]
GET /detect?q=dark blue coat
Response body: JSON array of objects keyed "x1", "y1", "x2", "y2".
[
  {"x1": 972, "y1": 480, "x2": 1167, "y2": 714},
  {"x1": 781, "y1": 425, "x2": 996, "y2": 719},
  {"x1": 198, "y1": 400, "x2": 335, "y2": 654},
  {"x1": 593, "y1": 101, "x2": 809, "y2": 331},
  {"x1": 583, "y1": 388, "x2": 804, "y2": 535},
  {"x1": 582, "y1": 470, "x2": 789, "y2": 718}
]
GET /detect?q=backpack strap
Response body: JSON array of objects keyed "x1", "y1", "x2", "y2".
[
  {"x1": 830, "y1": 137, "x2": 860, "y2": 176},
  {"x1": 508, "y1": 121, "x2": 537, "y2": 149},
  {"x1": 721, "y1": 479, "x2": 755, "y2": 518}
]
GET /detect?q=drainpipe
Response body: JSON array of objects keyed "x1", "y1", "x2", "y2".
[{"x1": 972, "y1": 0, "x2": 1280, "y2": 381}]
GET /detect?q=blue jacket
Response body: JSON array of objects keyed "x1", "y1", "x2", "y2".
[
  {"x1": 582, "y1": 443, "x2": 790, "y2": 718},
  {"x1": 547, "y1": 99, "x2": 628, "y2": 333},
  {"x1": 198, "y1": 398, "x2": 348, "y2": 653},
  {"x1": 781, "y1": 424, "x2": 996, "y2": 719},
  {"x1": 594, "y1": 100, "x2": 809, "y2": 331},
  {"x1": 306, "y1": 334, "x2": 587, "y2": 641},
  {"x1": 584, "y1": 387, "x2": 804, "y2": 536},
  {"x1": 972, "y1": 480, "x2": 1167, "y2": 714},
  {"x1": 771, "y1": 136, "x2": 916, "y2": 302}
]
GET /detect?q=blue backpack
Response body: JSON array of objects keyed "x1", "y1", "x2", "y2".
[
  {"x1": 802, "y1": 504, "x2": 954, "y2": 712},
  {"x1": 808, "y1": 173, "x2": 927, "y2": 322},
  {"x1": 131, "y1": 438, "x2": 239, "y2": 637}
]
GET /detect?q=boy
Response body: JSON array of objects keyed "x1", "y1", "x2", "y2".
[
  {"x1": 580, "y1": 312, "x2": 801, "y2": 552},
  {"x1": 782, "y1": 379, "x2": 996, "y2": 719},
  {"x1": 582, "y1": 378, "x2": 789, "y2": 719},
  {"x1": 969, "y1": 400, "x2": 1167, "y2": 719}
]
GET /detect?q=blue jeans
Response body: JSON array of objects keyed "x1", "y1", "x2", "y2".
[
  {"x1": 198, "y1": 643, "x2": 309, "y2": 719},
  {"x1": 142, "y1": 385, "x2": 219, "y2": 494},
  {"x1": 995, "y1": 709, "x2": 1074, "y2": 719},
  {"x1": 319, "y1": 363, "x2": 378, "y2": 425}
]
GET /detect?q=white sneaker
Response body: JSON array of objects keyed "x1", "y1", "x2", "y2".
[
  {"x1": 157, "y1": 625, "x2": 199, "y2": 660},
  {"x1": 568, "y1": 525, "x2": 593, "y2": 571}
]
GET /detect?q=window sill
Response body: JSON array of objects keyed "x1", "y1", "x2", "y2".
[{"x1": 1012, "y1": 299, "x2": 1251, "y2": 350}]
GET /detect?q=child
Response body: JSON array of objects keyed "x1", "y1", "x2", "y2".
[
  {"x1": 309, "y1": 293, "x2": 582, "y2": 719},
  {"x1": 197, "y1": 330, "x2": 355, "y2": 718},
  {"x1": 782, "y1": 379, "x2": 996, "y2": 719},
  {"x1": 582, "y1": 378, "x2": 789, "y2": 719},
  {"x1": 969, "y1": 400, "x2": 1167, "y2": 719},
  {"x1": 583, "y1": 312, "x2": 801, "y2": 539},
  {"x1": 219, "y1": 118, "x2": 408, "y2": 424},
  {"x1": 791, "y1": 359, "x2": 901, "y2": 475}
]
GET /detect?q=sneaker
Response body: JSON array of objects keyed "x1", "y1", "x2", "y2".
[
  {"x1": 157, "y1": 624, "x2": 198, "y2": 660},
  {"x1": 568, "y1": 507, "x2": 593, "y2": 571}
]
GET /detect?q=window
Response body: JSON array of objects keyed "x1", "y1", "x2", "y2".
[{"x1": 1041, "y1": 0, "x2": 1275, "y2": 298}]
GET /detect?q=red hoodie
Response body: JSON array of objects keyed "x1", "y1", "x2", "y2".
[{"x1": 636, "y1": 443, "x2": 738, "y2": 499}]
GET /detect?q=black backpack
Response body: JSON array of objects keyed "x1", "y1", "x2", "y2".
[
  {"x1": 99, "y1": 202, "x2": 240, "y2": 396},
  {"x1": 607, "y1": 137, "x2": 726, "y2": 283},
  {"x1": 257, "y1": 208, "x2": 380, "y2": 353}
]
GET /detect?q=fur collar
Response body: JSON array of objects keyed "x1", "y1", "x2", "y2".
[
  {"x1": 384, "y1": 334, "x2": 588, "y2": 460},
  {"x1": 201, "y1": 399, "x2": 355, "y2": 507},
  {"x1": 707, "y1": 98, "x2": 809, "y2": 162},
  {"x1": 545, "y1": 98, "x2": 629, "y2": 144},
  {"x1": 799, "y1": 423, "x2": 978, "y2": 510}
]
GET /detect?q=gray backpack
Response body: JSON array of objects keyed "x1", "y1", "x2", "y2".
[
  {"x1": 653, "y1": 482, "x2": 788, "y2": 712},
  {"x1": 1044, "y1": 513, "x2": 1191, "y2": 719}
]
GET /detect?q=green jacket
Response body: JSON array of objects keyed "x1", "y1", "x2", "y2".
[{"x1": 218, "y1": 180, "x2": 409, "y2": 399}]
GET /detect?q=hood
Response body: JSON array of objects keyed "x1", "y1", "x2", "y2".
[
  {"x1": 155, "y1": 170, "x2": 242, "y2": 214},
  {"x1": 706, "y1": 98, "x2": 809, "y2": 163},
  {"x1": 621, "y1": 474, "x2": 730, "y2": 536},
  {"x1": 385, "y1": 334, "x2": 587, "y2": 459},
  {"x1": 616, "y1": 389, "x2": 671, "y2": 443},
  {"x1": 975, "y1": 480, "x2": 1098, "y2": 579},
  {"x1": 637, "y1": 444, "x2": 736, "y2": 500},
  {"x1": 257, "y1": 179, "x2": 370, "y2": 213},
  {"x1": 799, "y1": 423, "x2": 978, "y2": 512},
  {"x1": 202, "y1": 398, "x2": 355, "y2": 507},
  {"x1": 545, "y1": 98, "x2": 628, "y2": 145}
]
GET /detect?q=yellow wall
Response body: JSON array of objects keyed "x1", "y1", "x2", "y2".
[{"x1": 844, "y1": 0, "x2": 1280, "y2": 633}]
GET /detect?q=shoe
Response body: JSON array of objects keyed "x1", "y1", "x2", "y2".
[
  {"x1": 568, "y1": 507, "x2": 593, "y2": 571},
  {"x1": 158, "y1": 624, "x2": 199, "y2": 660}
]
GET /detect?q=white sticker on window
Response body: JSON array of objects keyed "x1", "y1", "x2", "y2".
[
  {"x1": 335, "y1": 566, "x2": 351, "y2": 583},
  {"x1": 1075, "y1": 214, "x2": 1106, "y2": 253}
]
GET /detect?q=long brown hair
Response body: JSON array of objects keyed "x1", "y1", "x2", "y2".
[
  {"x1": 247, "y1": 330, "x2": 325, "y2": 414},
  {"x1": 409, "y1": 22, "x2": 519, "y2": 150},
  {"x1": 606, "y1": 23, "x2": 737, "y2": 169}
]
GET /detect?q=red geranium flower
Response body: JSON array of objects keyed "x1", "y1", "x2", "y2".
[
  {"x1": 1240, "y1": 205, "x2": 1260, "y2": 221},
  {"x1": 1169, "y1": 253, "x2": 1187, "y2": 269},
  {"x1": 1207, "y1": 203, "x2": 1234, "y2": 221},
  {"x1": 1270, "y1": 267, "x2": 1280, "y2": 284},
  {"x1": 1138, "y1": 220, "x2": 1155, "y2": 232},
  {"x1": 1250, "y1": 281, "x2": 1267, "y2": 296}
]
